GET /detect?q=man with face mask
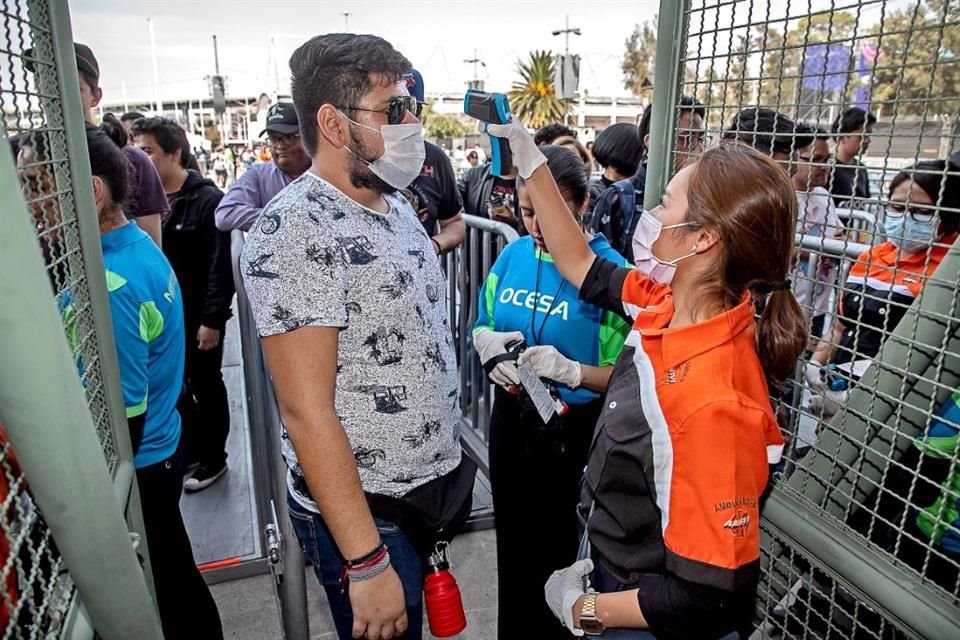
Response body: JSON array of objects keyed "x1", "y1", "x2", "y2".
[{"x1": 240, "y1": 34, "x2": 475, "y2": 640}]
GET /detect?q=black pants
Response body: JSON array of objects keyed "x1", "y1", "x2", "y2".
[
  {"x1": 488, "y1": 386, "x2": 601, "y2": 640},
  {"x1": 181, "y1": 324, "x2": 230, "y2": 468},
  {"x1": 137, "y1": 447, "x2": 223, "y2": 639}
]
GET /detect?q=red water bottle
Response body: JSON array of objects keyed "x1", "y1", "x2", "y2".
[{"x1": 423, "y1": 542, "x2": 466, "y2": 637}]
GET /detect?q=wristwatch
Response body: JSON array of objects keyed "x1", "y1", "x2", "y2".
[{"x1": 578, "y1": 593, "x2": 606, "y2": 636}]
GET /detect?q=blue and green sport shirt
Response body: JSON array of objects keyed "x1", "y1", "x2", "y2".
[
  {"x1": 101, "y1": 222, "x2": 184, "y2": 469},
  {"x1": 474, "y1": 234, "x2": 631, "y2": 405}
]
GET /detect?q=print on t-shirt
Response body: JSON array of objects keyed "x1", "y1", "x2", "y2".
[{"x1": 489, "y1": 176, "x2": 517, "y2": 223}]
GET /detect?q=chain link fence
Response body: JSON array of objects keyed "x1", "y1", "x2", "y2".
[
  {"x1": 1, "y1": 1, "x2": 151, "y2": 637},
  {"x1": 649, "y1": 0, "x2": 960, "y2": 637}
]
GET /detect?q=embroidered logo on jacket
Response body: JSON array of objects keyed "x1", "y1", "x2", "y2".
[{"x1": 723, "y1": 509, "x2": 751, "y2": 538}]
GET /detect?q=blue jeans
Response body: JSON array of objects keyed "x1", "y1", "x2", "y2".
[{"x1": 287, "y1": 494, "x2": 424, "y2": 640}]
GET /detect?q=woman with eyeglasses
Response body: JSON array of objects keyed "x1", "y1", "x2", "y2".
[{"x1": 805, "y1": 160, "x2": 960, "y2": 418}]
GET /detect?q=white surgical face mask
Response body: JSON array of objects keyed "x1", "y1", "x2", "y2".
[
  {"x1": 342, "y1": 113, "x2": 425, "y2": 189},
  {"x1": 630, "y1": 211, "x2": 697, "y2": 285}
]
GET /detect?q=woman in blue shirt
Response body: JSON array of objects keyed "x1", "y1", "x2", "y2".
[
  {"x1": 18, "y1": 123, "x2": 223, "y2": 639},
  {"x1": 473, "y1": 145, "x2": 631, "y2": 639}
]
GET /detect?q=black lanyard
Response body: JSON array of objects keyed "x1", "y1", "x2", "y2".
[{"x1": 529, "y1": 248, "x2": 566, "y2": 346}]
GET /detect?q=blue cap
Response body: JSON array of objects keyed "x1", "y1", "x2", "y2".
[{"x1": 404, "y1": 69, "x2": 424, "y2": 104}]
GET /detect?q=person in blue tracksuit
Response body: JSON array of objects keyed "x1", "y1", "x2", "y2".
[{"x1": 473, "y1": 145, "x2": 631, "y2": 639}]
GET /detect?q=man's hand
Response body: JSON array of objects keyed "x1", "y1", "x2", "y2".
[
  {"x1": 349, "y1": 566, "x2": 408, "y2": 640},
  {"x1": 197, "y1": 325, "x2": 221, "y2": 351}
]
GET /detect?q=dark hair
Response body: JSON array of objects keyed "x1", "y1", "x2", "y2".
[
  {"x1": 684, "y1": 143, "x2": 807, "y2": 389},
  {"x1": 131, "y1": 116, "x2": 191, "y2": 168},
  {"x1": 82, "y1": 123, "x2": 130, "y2": 208},
  {"x1": 812, "y1": 126, "x2": 832, "y2": 140},
  {"x1": 833, "y1": 107, "x2": 877, "y2": 136},
  {"x1": 722, "y1": 108, "x2": 812, "y2": 157},
  {"x1": 120, "y1": 111, "x2": 145, "y2": 124},
  {"x1": 592, "y1": 122, "x2": 643, "y2": 176},
  {"x1": 100, "y1": 113, "x2": 129, "y2": 148},
  {"x1": 527, "y1": 144, "x2": 590, "y2": 211},
  {"x1": 466, "y1": 150, "x2": 478, "y2": 160},
  {"x1": 888, "y1": 160, "x2": 960, "y2": 236},
  {"x1": 534, "y1": 123, "x2": 577, "y2": 146},
  {"x1": 638, "y1": 95, "x2": 705, "y2": 156},
  {"x1": 289, "y1": 34, "x2": 411, "y2": 155}
]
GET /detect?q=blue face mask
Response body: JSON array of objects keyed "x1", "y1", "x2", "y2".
[{"x1": 883, "y1": 211, "x2": 938, "y2": 255}]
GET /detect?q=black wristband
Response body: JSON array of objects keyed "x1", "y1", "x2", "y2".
[
  {"x1": 345, "y1": 541, "x2": 387, "y2": 568},
  {"x1": 431, "y1": 238, "x2": 442, "y2": 254}
]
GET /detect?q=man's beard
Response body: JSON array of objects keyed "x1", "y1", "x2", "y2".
[{"x1": 348, "y1": 128, "x2": 396, "y2": 194}]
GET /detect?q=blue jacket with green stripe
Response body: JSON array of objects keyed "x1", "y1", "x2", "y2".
[
  {"x1": 915, "y1": 390, "x2": 960, "y2": 555},
  {"x1": 474, "y1": 234, "x2": 631, "y2": 405},
  {"x1": 102, "y1": 222, "x2": 185, "y2": 469}
]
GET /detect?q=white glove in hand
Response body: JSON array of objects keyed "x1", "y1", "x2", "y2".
[
  {"x1": 544, "y1": 558, "x2": 594, "y2": 637},
  {"x1": 809, "y1": 388, "x2": 848, "y2": 417},
  {"x1": 518, "y1": 345, "x2": 583, "y2": 388},
  {"x1": 473, "y1": 329, "x2": 523, "y2": 387},
  {"x1": 486, "y1": 117, "x2": 547, "y2": 179},
  {"x1": 804, "y1": 361, "x2": 824, "y2": 391}
]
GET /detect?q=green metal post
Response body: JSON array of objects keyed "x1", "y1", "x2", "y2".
[
  {"x1": 0, "y1": 145, "x2": 162, "y2": 639},
  {"x1": 643, "y1": 0, "x2": 688, "y2": 210},
  {"x1": 761, "y1": 236, "x2": 960, "y2": 637}
]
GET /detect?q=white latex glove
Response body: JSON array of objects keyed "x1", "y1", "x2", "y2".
[
  {"x1": 518, "y1": 345, "x2": 583, "y2": 388},
  {"x1": 473, "y1": 329, "x2": 523, "y2": 387},
  {"x1": 809, "y1": 388, "x2": 848, "y2": 417},
  {"x1": 485, "y1": 117, "x2": 547, "y2": 179},
  {"x1": 544, "y1": 558, "x2": 594, "y2": 637},
  {"x1": 804, "y1": 361, "x2": 825, "y2": 391}
]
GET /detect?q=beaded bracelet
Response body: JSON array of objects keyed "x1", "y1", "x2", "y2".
[{"x1": 340, "y1": 544, "x2": 391, "y2": 592}]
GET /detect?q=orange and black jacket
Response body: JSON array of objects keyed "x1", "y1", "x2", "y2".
[
  {"x1": 836, "y1": 234, "x2": 957, "y2": 370},
  {"x1": 579, "y1": 258, "x2": 784, "y2": 639}
]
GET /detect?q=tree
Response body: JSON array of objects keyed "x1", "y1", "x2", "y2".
[
  {"x1": 421, "y1": 104, "x2": 469, "y2": 140},
  {"x1": 508, "y1": 51, "x2": 567, "y2": 128},
  {"x1": 622, "y1": 17, "x2": 658, "y2": 96},
  {"x1": 869, "y1": 0, "x2": 960, "y2": 117}
]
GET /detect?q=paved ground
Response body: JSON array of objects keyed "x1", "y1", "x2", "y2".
[{"x1": 210, "y1": 528, "x2": 498, "y2": 639}]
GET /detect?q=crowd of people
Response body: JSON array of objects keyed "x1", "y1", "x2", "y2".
[{"x1": 6, "y1": 29, "x2": 959, "y2": 640}]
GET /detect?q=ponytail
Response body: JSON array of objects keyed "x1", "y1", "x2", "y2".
[
  {"x1": 750, "y1": 281, "x2": 807, "y2": 391},
  {"x1": 684, "y1": 144, "x2": 810, "y2": 392}
]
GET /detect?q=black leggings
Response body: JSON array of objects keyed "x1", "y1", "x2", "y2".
[
  {"x1": 137, "y1": 446, "x2": 223, "y2": 639},
  {"x1": 488, "y1": 386, "x2": 601, "y2": 640}
]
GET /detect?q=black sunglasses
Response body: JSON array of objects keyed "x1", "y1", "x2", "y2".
[{"x1": 339, "y1": 95, "x2": 422, "y2": 125}]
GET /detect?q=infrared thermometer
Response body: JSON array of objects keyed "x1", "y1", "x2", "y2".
[{"x1": 463, "y1": 90, "x2": 514, "y2": 177}]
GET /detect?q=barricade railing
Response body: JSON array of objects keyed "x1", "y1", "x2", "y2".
[
  {"x1": 230, "y1": 231, "x2": 309, "y2": 640},
  {"x1": 442, "y1": 214, "x2": 519, "y2": 476}
]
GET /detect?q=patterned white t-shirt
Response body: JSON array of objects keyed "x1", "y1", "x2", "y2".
[{"x1": 240, "y1": 172, "x2": 461, "y2": 508}]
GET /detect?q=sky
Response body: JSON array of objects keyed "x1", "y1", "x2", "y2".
[
  {"x1": 70, "y1": 0, "x2": 660, "y2": 106},
  {"x1": 69, "y1": 0, "x2": 895, "y2": 108}
]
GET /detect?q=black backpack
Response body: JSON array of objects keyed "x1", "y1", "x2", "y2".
[{"x1": 590, "y1": 172, "x2": 645, "y2": 262}]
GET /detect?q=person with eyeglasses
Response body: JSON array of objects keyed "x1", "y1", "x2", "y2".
[
  {"x1": 214, "y1": 102, "x2": 312, "y2": 231},
  {"x1": 241, "y1": 34, "x2": 475, "y2": 640},
  {"x1": 804, "y1": 160, "x2": 960, "y2": 421}
]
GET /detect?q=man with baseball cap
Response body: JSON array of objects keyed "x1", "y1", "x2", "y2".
[
  {"x1": 24, "y1": 43, "x2": 168, "y2": 247},
  {"x1": 215, "y1": 101, "x2": 311, "y2": 231},
  {"x1": 402, "y1": 69, "x2": 465, "y2": 254}
]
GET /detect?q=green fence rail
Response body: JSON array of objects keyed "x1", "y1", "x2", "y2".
[{"x1": 0, "y1": 1, "x2": 160, "y2": 637}]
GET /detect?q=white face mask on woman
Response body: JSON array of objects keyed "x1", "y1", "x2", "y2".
[
  {"x1": 342, "y1": 114, "x2": 426, "y2": 189},
  {"x1": 883, "y1": 210, "x2": 939, "y2": 255},
  {"x1": 630, "y1": 212, "x2": 698, "y2": 285}
]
